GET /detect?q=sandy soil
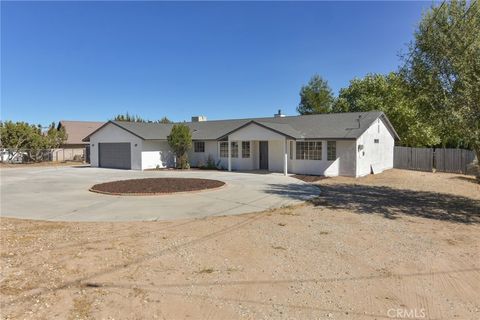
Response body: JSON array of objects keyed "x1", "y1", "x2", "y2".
[{"x1": 1, "y1": 169, "x2": 479, "y2": 319}]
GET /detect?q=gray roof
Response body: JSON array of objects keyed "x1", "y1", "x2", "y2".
[{"x1": 83, "y1": 111, "x2": 398, "y2": 141}]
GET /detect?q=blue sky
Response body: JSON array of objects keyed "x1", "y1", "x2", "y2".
[{"x1": 1, "y1": 1, "x2": 435, "y2": 125}]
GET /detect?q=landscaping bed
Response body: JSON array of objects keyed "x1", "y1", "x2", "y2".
[{"x1": 90, "y1": 177, "x2": 225, "y2": 195}]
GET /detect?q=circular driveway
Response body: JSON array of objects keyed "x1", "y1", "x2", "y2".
[{"x1": 0, "y1": 166, "x2": 319, "y2": 222}]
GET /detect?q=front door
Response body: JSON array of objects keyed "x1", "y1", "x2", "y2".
[{"x1": 259, "y1": 141, "x2": 269, "y2": 170}]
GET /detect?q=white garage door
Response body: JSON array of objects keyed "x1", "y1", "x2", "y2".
[{"x1": 99, "y1": 143, "x2": 131, "y2": 169}]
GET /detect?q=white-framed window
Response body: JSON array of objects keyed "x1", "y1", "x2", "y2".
[
  {"x1": 219, "y1": 141, "x2": 239, "y2": 158},
  {"x1": 374, "y1": 139, "x2": 379, "y2": 144},
  {"x1": 231, "y1": 141, "x2": 238, "y2": 158},
  {"x1": 194, "y1": 141, "x2": 205, "y2": 153},
  {"x1": 289, "y1": 141, "x2": 293, "y2": 160},
  {"x1": 296, "y1": 141, "x2": 322, "y2": 160},
  {"x1": 219, "y1": 142, "x2": 228, "y2": 158},
  {"x1": 327, "y1": 141, "x2": 336, "y2": 161},
  {"x1": 242, "y1": 141, "x2": 250, "y2": 158}
]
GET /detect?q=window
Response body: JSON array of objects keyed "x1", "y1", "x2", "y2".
[
  {"x1": 296, "y1": 141, "x2": 322, "y2": 160},
  {"x1": 194, "y1": 141, "x2": 205, "y2": 153},
  {"x1": 219, "y1": 142, "x2": 228, "y2": 158},
  {"x1": 374, "y1": 139, "x2": 379, "y2": 144},
  {"x1": 289, "y1": 141, "x2": 293, "y2": 160},
  {"x1": 242, "y1": 141, "x2": 250, "y2": 158},
  {"x1": 219, "y1": 141, "x2": 239, "y2": 158},
  {"x1": 327, "y1": 141, "x2": 336, "y2": 161},
  {"x1": 231, "y1": 141, "x2": 238, "y2": 158}
]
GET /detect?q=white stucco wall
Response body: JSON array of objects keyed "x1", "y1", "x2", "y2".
[
  {"x1": 89, "y1": 123, "x2": 143, "y2": 170},
  {"x1": 226, "y1": 123, "x2": 288, "y2": 172},
  {"x1": 216, "y1": 140, "x2": 258, "y2": 171},
  {"x1": 188, "y1": 141, "x2": 221, "y2": 168},
  {"x1": 141, "y1": 140, "x2": 175, "y2": 170},
  {"x1": 229, "y1": 123, "x2": 286, "y2": 141},
  {"x1": 356, "y1": 118, "x2": 395, "y2": 177},
  {"x1": 268, "y1": 140, "x2": 285, "y2": 172},
  {"x1": 286, "y1": 140, "x2": 356, "y2": 177}
]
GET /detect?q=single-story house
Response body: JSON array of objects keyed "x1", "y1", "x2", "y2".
[
  {"x1": 82, "y1": 111, "x2": 398, "y2": 177},
  {"x1": 56, "y1": 120, "x2": 104, "y2": 162}
]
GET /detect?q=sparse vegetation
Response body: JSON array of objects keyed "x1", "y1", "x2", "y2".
[{"x1": 197, "y1": 267, "x2": 215, "y2": 274}]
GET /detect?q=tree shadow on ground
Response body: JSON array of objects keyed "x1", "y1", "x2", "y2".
[
  {"x1": 264, "y1": 183, "x2": 321, "y2": 201},
  {"x1": 265, "y1": 183, "x2": 480, "y2": 224},
  {"x1": 449, "y1": 175, "x2": 479, "y2": 185}
]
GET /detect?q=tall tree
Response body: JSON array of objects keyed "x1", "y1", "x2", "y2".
[
  {"x1": 334, "y1": 73, "x2": 440, "y2": 147},
  {"x1": 113, "y1": 112, "x2": 145, "y2": 122},
  {"x1": 402, "y1": 0, "x2": 480, "y2": 160},
  {"x1": 113, "y1": 113, "x2": 173, "y2": 124},
  {"x1": 167, "y1": 124, "x2": 192, "y2": 169},
  {"x1": 297, "y1": 74, "x2": 335, "y2": 114}
]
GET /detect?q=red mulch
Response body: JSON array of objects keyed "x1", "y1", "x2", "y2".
[
  {"x1": 90, "y1": 178, "x2": 225, "y2": 195},
  {"x1": 292, "y1": 174, "x2": 329, "y2": 183}
]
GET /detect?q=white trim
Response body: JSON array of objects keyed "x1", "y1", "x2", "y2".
[{"x1": 227, "y1": 135, "x2": 232, "y2": 171}]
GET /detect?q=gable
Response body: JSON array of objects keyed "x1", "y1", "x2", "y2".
[
  {"x1": 85, "y1": 121, "x2": 144, "y2": 142},
  {"x1": 226, "y1": 122, "x2": 292, "y2": 141}
]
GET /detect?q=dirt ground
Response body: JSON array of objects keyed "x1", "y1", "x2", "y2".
[{"x1": 1, "y1": 169, "x2": 479, "y2": 319}]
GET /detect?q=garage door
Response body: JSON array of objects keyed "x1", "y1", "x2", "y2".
[{"x1": 99, "y1": 143, "x2": 131, "y2": 169}]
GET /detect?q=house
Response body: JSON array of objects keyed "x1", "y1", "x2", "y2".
[
  {"x1": 56, "y1": 120, "x2": 104, "y2": 162},
  {"x1": 82, "y1": 111, "x2": 398, "y2": 177}
]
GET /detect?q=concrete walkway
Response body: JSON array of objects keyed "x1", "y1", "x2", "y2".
[{"x1": 0, "y1": 166, "x2": 319, "y2": 222}]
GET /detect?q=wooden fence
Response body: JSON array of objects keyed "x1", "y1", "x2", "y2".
[
  {"x1": 394, "y1": 146, "x2": 476, "y2": 174},
  {"x1": 435, "y1": 148, "x2": 477, "y2": 174}
]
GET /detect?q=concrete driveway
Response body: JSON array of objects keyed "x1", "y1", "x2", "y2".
[{"x1": 0, "y1": 166, "x2": 319, "y2": 222}]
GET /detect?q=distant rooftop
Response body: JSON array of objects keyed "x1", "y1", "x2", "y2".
[{"x1": 58, "y1": 120, "x2": 104, "y2": 145}]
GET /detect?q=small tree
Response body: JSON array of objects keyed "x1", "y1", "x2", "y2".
[
  {"x1": 297, "y1": 74, "x2": 335, "y2": 114},
  {"x1": 0, "y1": 121, "x2": 66, "y2": 162},
  {"x1": 167, "y1": 124, "x2": 192, "y2": 169}
]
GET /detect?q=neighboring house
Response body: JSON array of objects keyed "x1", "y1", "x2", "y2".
[
  {"x1": 82, "y1": 111, "x2": 398, "y2": 177},
  {"x1": 55, "y1": 120, "x2": 104, "y2": 162}
]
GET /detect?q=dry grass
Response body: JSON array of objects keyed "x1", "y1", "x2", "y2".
[
  {"x1": 69, "y1": 295, "x2": 93, "y2": 320},
  {"x1": 196, "y1": 267, "x2": 215, "y2": 274}
]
